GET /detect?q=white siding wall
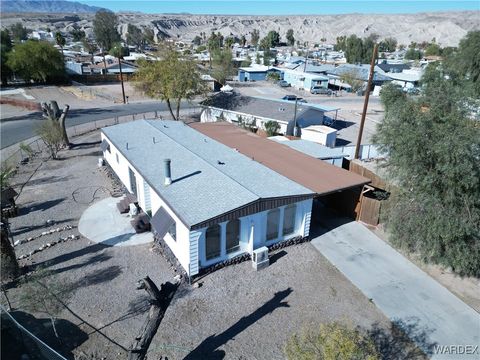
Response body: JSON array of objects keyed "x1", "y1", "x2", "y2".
[{"x1": 102, "y1": 133, "x2": 192, "y2": 274}]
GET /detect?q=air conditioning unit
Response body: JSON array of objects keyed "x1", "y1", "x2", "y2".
[{"x1": 252, "y1": 246, "x2": 269, "y2": 271}]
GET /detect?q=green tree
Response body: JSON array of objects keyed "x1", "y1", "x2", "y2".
[
  {"x1": 211, "y1": 48, "x2": 234, "y2": 85},
  {"x1": 335, "y1": 35, "x2": 347, "y2": 51},
  {"x1": 263, "y1": 120, "x2": 280, "y2": 136},
  {"x1": 286, "y1": 29, "x2": 295, "y2": 46},
  {"x1": 266, "y1": 72, "x2": 280, "y2": 82},
  {"x1": 225, "y1": 36, "x2": 235, "y2": 49},
  {"x1": 192, "y1": 35, "x2": 202, "y2": 46},
  {"x1": 373, "y1": 68, "x2": 480, "y2": 276},
  {"x1": 70, "y1": 27, "x2": 86, "y2": 42},
  {"x1": 251, "y1": 29, "x2": 260, "y2": 47},
  {"x1": 55, "y1": 31, "x2": 66, "y2": 58},
  {"x1": 424, "y1": 42, "x2": 441, "y2": 56},
  {"x1": 240, "y1": 35, "x2": 246, "y2": 47},
  {"x1": 7, "y1": 40, "x2": 65, "y2": 83},
  {"x1": 82, "y1": 38, "x2": 97, "y2": 62},
  {"x1": 93, "y1": 9, "x2": 120, "y2": 71},
  {"x1": 134, "y1": 47, "x2": 206, "y2": 120},
  {"x1": 260, "y1": 30, "x2": 280, "y2": 50},
  {"x1": 285, "y1": 322, "x2": 379, "y2": 360},
  {"x1": 241, "y1": 55, "x2": 252, "y2": 67},
  {"x1": 1, "y1": 29, "x2": 13, "y2": 85},
  {"x1": 10, "y1": 22, "x2": 28, "y2": 42},
  {"x1": 404, "y1": 48, "x2": 422, "y2": 60},
  {"x1": 126, "y1": 24, "x2": 143, "y2": 49},
  {"x1": 37, "y1": 117, "x2": 65, "y2": 159},
  {"x1": 345, "y1": 35, "x2": 364, "y2": 63},
  {"x1": 143, "y1": 27, "x2": 155, "y2": 45},
  {"x1": 379, "y1": 37, "x2": 397, "y2": 52}
]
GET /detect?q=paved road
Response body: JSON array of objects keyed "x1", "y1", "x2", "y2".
[
  {"x1": 311, "y1": 221, "x2": 480, "y2": 359},
  {"x1": 0, "y1": 101, "x2": 197, "y2": 149}
]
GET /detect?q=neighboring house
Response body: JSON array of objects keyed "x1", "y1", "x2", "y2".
[
  {"x1": 387, "y1": 68, "x2": 424, "y2": 89},
  {"x1": 101, "y1": 120, "x2": 315, "y2": 276},
  {"x1": 376, "y1": 61, "x2": 411, "y2": 74},
  {"x1": 65, "y1": 61, "x2": 92, "y2": 75},
  {"x1": 281, "y1": 69, "x2": 329, "y2": 90},
  {"x1": 237, "y1": 65, "x2": 272, "y2": 82},
  {"x1": 326, "y1": 64, "x2": 392, "y2": 88},
  {"x1": 270, "y1": 138, "x2": 347, "y2": 167},
  {"x1": 200, "y1": 93, "x2": 340, "y2": 138}
]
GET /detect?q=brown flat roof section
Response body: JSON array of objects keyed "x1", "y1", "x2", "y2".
[{"x1": 190, "y1": 122, "x2": 370, "y2": 195}]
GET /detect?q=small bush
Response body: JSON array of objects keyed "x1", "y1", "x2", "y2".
[
  {"x1": 285, "y1": 322, "x2": 379, "y2": 360},
  {"x1": 263, "y1": 120, "x2": 280, "y2": 136},
  {"x1": 37, "y1": 118, "x2": 64, "y2": 159}
]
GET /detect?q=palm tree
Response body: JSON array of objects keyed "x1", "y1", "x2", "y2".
[
  {"x1": 55, "y1": 31, "x2": 66, "y2": 59},
  {"x1": 110, "y1": 43, "x2": 127, "y2": 104}
]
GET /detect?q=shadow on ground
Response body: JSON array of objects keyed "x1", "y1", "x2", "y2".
[
  {"x1": 1, "y1": 310, "x2": 88, "y2": 359},
  {"x1": 183, "y1": 288, "x2": 292, "y2": 360}
]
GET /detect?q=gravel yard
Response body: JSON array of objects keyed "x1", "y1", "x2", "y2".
[{"x1": 4, "y1": 129, "x2": 396, "y2": 360}]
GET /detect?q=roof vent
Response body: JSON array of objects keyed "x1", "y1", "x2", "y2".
[{"x1": 164, "y1": 159, "x2": 172, "y2": 186}]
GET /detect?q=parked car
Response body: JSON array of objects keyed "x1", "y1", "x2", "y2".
[
  {"x1": 281, "y1": 95, "x2": 307, "y2": 103},
  {"x1": 310, "y1": 86, "x2": 332, "y2": 95},
  {"x1": 278, "y1": 80, "x2": 291, "y2": 87}
]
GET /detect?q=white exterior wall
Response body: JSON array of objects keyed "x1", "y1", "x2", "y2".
[
  {"x1": 101, "y1": 133, "x2": 192, "y2": 274},
  {"x1": 196, "y1": 198, "x2": 313, "y2": 269}
]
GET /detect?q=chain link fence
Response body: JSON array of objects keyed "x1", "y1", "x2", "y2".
[
  {"x1": 1, "y1": 107, "x2": 203, "y2": 167},
  {"x1": 1, "y1": 306, "x2": 67, "y2": 360}
]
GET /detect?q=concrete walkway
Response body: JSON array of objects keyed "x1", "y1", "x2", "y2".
[
  {"x1": 311, "y1": 221, "x2": 480, "y2": 359},
  {"x1": 79, "y1": 197, "x2": 153, "y2": 247}
]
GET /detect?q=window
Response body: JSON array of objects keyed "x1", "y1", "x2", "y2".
[
  {"x1": 283, "y1": 204, "x2": 297, "y2": 236},
  {"x1": 266, "y1": 208, "x2": 280, "y2": 241},
  {"x1": 168, "y1": 222, "x2": 176, "y2": 241},
  {"x1": 205, "y1": 224, "x2": 221, "y2": 260},
  {"x1": 226, "y1": 219, "x2": 240, "y2": 254}
]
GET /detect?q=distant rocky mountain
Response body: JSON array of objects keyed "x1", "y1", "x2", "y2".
[
  {"x1": 1, "y1": 9, "x2": 479, "y2": 47},
  {"x1": 1, "y1": 0, "x2": 102, "y2": 13}
]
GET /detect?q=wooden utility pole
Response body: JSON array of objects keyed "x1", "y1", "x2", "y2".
[
  {"x1": 118, "y1": 57, "x2": 126, "y2": 104},
  {"x1": 354, "y1": 44, "x2": 378, "y2": 160}
]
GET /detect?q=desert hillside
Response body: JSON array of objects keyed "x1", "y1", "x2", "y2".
[{"x1": 1, "y1": 11, "x2": 479, "y2": 47}]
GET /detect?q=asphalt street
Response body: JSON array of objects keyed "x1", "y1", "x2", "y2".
[{"x1": 0, "y1": 101, "x2": 197, "y2": 149}]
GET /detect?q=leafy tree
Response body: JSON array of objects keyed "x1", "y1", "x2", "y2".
[
  {"x1": 373, "y1": 65, "x2": 480, "y2": 276},
  {"x1": 70, "y1": 28, "x2": 86, "y2": 42},
  {"x1": 82, "y1": 38, "x2": 97, "y2": 62},
  {"x1": 266, "y1": 72, "x2": 280, "y2": 82},
  {"x1": 404, "y1": 48, "x2": 422, "y2": 60},
  {"x1": 250, "y1": 29, "x2": 260, "y2": 47},
  {"x1": 192, "y1": 35, "x2": 202, "y2": 46},
  {"x1": 286, "y1": 29, "x2": 295, "y2": 46},
  {"x1": 240, "y1": 35, "x2": 246, "y2": 47},
  {"x1": 335, "y1": 35, "x2": 347, "y2": 51},
  {"x1": 37, "y1": 117, "x2": 65, "y2": 159},
  {"x1": 211, "y1": 48, "x2": 234, "y2": 85},
  {"x1": 285, "y1": 322, "x2": 379, "y2": 360},
  {"x1": 1, "y1": 29, "x2": 13, "y2": 85},
  {"x1": 195, "y1": 45, "x2": 207, "y2": 53},
  {"x1": 241, "y1": 55, "x2": 252, "y2": 67},
  {"x1": 362, "y1": 35, "x2": 376, "y2": 63},
  {"x1": 263, "y1": 120, "x2": 280, "y2": 136},
  {"x1": 10, "y1": 22, "x2": 28, "y2": 42},
  {"x1": 255, "y1": 52, "x2": 261, "y2": 64},
  {"x1": 340, "y1": 70, "x2": 365, "y2": 92},
  {"x1": 225, "y1": 36, "x2": 235, "y2": 49},
  {"x1": 424, "y1": 42, "x2": 441, "y2": 56},
  {"x1": 7, "y1": 40, "x2": 65, "y2": 83},
  {"x1": 55, "y1": 31, "x2": 66, "y2": 58},
  {"x1": 126, "y1": 23, "x2": 143, "y2": 49},
  {"x1": 143, "y1": 27, "x2": 155, "y2": 45},
  {"x1": 379, "y1": 37, "x2": 397, "y2": 52},
  {"x1": 134, "y1": 47, "x2": 206, "y2": 120},
  {"x1": 345, "y1": 35, "x2": 364, "y2": 63},
  {"x1": 260, "y1": 30, "x2": 280, "y2": 50},
  {"x1": 93, "y1": 10, "x2": 120, "y2": 71}
]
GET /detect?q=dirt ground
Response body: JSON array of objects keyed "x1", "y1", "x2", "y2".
[{"x1": 2, "y1": 129, "x2": 398, "y2": 360}]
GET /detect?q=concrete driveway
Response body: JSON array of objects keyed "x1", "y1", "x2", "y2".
[{"x1": 311, "y1": 221, "x2": 480, "y2": 359}]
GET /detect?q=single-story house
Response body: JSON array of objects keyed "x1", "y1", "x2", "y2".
[
  {"x1": 326, "y1": 64, "x2": 392, "y2": 89},
  {"x1": 281, "y1": 69, "x2": 329, "y2": 90},
  {"x1": 237, "y1": 65, "x2": 282, "y2": 82},
  {"x1": 101, "y1": 120, "x2": 369, "y2": 277},
  {"x1": 101, "y1": 120, "x2": 314, "y2": 276},
  {"x1": 200, "y1": 93, "x2": 339, "y2": 137}
]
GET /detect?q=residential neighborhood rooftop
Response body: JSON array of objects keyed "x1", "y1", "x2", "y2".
[
  {"x1": 272, "y1": 138, "x2": 348, "y2": 160},
  {"x1": 189, "y1": 121, "x2": 370, "y2": 195},
  {"x1": 102, "y1": 120, "x2": 314, "y2": 228}
]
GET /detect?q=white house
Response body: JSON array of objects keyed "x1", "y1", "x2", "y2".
[{"x1": 101, "y1": 120, "x2": 317, "y2": 276}]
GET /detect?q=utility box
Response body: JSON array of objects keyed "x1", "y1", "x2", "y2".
[{"x1": 252, "y1": 246, "x2": 269, "y2": 271}]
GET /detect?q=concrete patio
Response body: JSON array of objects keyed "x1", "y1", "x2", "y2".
[{"x1": 78, "y1": 197, "x2": 153, "y2": 247}]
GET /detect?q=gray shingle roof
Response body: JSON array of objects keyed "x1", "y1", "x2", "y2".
[
  {"x1": 327, "y1": 64, "x2": 392, "y2": 82},
  {"x1": 102, "y1": 120, "x2": 313, "y2": 228}
]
